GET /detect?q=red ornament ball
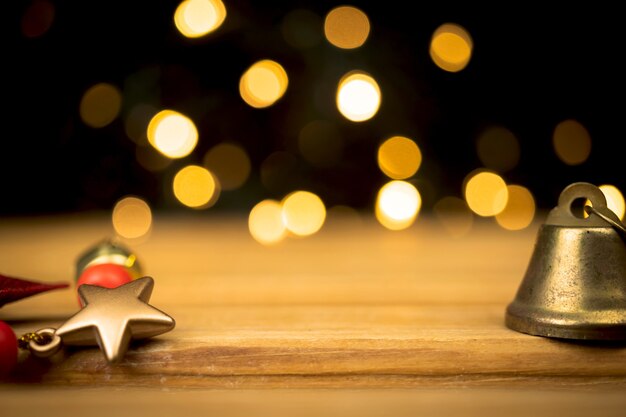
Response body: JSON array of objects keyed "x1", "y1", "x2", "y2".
[
  {"x1": 77, "y1": 263, "x2": 133, "y2": 306},
  {"x1": 0, "y1": 320, "x2": 18, "y2": 377}
]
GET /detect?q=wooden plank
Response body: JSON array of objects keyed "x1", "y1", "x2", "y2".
[
  {"x1": 6, "y1": 305, "x2": 626, "y2": 388},
  {"x1": 0, "y1": 214, "x2": 535, "y2": 306},
  {"x1": 1, "y1": 215, "x2": 625, "y2": 391},
  {"x1": 1, "y1": 388, "x2": 625, "y2": 417}
]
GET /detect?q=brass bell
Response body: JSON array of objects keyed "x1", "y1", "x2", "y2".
[{"x1": 506, "y1": 182, "x2": 626, "y2": 340}]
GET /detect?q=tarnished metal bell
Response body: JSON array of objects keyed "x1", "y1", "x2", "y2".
[{"x1": 506, "y1": 182, "x2": 626, "y2": 340}]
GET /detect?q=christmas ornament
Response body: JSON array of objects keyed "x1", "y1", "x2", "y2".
[
  {"x1": 0, "y1": 320, "x2": 18, "y2": 377},
  {"x1": 74, "y1": 240, "x2": 142, "y2": 305},
  {"x1": 19, "y1": 277, "x2": 174, "y2": 363},
  {"x1": 76, "y1": 264, "x2": 133, "y2": 306},
  {"x1": 506, "y1": 182, "x2": 626, "y2": 340},
  {"x1": 0, "y1": 273, "x2": 68, "y2": 308},
  {"x1": 75, "y1": 239, "x2": 143, "y2": 281}
]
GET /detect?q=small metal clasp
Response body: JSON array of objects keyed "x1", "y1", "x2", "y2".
[{"x1": 18, "y1": 328, "x2": 63, "y2": 358}]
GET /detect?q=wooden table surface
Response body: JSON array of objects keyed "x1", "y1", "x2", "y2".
[{"x1": 1, "y1": 213, "x2": 624, "y2": 416}]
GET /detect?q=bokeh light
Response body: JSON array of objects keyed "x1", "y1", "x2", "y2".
[
  {"x1": 282, "y1": 191, "x2": 326, "y2": 236},
  {"x1": 174, "y1": 0, "x2": 226, "y2": 38},
  {"x1": 239, "y1": 60, "x2": 289, "y2": 108},
  {"x1": 324, "y1": 6, "x2": 370, "y2": 49},
  {"x1": 248, "y1": 200, "x2": 287, "y2": 245},
  {"x1": 434, "y1": 197, "x2": 474, "y2": 238},
  {"x1": 260, "y1": 151, "x2": 298, "y2": 193},
  {"x1": 281, "y1": 9, "x2": 322, "y2": 49},
  {"x1": 112, "y1": 196, "x2": 152, "y2": 239},
  {"x1": 125, "y1": 104, "x2": 157, "y2": 143},
  {"x1": 495, "y1": 185, "x2": 536, "y2": 231},
  {"x1": 430, "y1": 23, "x2": 473, "y2": 72},
  {"x1": 135, "y1": 145, "x2": 172, "y2": 172},
  {"x1": 21, "y1": 0, "x2": 55, "y2": 38},
  {"x1": 147, "y1": 110, "x2": 198, "y2": 158},
  {"x1": 377, "y1": 136, "x2": 422, "y2": 179},
  {"x1": 203, "y1": 143, "x2": 251, "y2": 190},
  {"x1": 553, "y1": 119, "x2": 592, "y2": 165},
  {"x1": 173, "y1": 165, "x2": 219, "y2": 208},
  {"x1": 599, "y1": 184, "x2": 625, "y2": 220},
  {"x1": 464, "y1": 171, "x2": 508, "y2": 217},
  {"x1": 298, "y1": 120, "x2": 343, "y2": 168},
  {"x1": 336, "y1": 72, "x2": 381, "y2": 122},
  {"x1": 476, "y1": 126, "x2": 520, "y2": 172},
  {"x1": 326, "y1": 205, "x2": 362, "y2": 227},
  {"x1": 375, "y1": 181, "x2": 421, "y2": 230},
  {"x1": 79, "y1": 83, "x2": 122, "y2": 128}
]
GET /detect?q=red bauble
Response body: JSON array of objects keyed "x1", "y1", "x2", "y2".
[
  {"x1": 0, "y1": 320, "x2": 18, "y2": 377},
  {"x1": 76, "y1": 264, "x2": 133, "y2": 306}
]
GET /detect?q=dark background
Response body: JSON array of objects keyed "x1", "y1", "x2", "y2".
[{"x1": 4, "y1": 1, "x2": 623, "y2": 215}]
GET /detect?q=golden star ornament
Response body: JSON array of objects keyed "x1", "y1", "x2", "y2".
[{"x1": 55, "y1": 276, "x2": 175, "y2": 363}]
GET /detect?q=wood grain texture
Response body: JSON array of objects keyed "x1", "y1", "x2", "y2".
[
  {"x1": 2, "y1": 388, "x2": 626, "y2": 417},
  {"x1": 1, "y1": 214, "x2": 625, "y2": 399},
  {"x1": 1, "y1": 387, "x2": 625, "y2": 417}
]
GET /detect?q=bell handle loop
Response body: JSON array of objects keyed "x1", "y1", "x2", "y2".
[
  {"x1": 558, "y1": 182, "x2": 607, "y2": 214},
  {"x1": 546, "y1": 182, "x2": 616, "y2": 227}
]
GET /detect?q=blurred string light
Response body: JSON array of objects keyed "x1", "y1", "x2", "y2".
[
  {"x1": 336, "y1": 71, "x2": 381, "y2": 122},
  {"x1": 476, "y1": 126, "x2": 520, "y2": 172},
  {"x1": 599, "y1": 184, "x2": 625, "y2": 220},
  {"x1": 552, "y1": 119, "x2": 591, "y2": 165},
  {"x1": 135, "y1": 145, "x2": 172, "y2": 172},
  {"x1": 282, "y1": 191, "x2": 326, "y2": 236},
  {"x1": 173, "y1": 165, "x2": 220, "y2": 208},
  {"x1": 130, "y1": 104, "x2": 170, "y2": 173},
  {"x1": 324, "y1": 5, "x2": 370, "y2": 49},
  {"x1": 377, "y1": 136, "x2": 422, "y2": 179},
  {"x1": 281, "y1": 9, "x2": 322, "y2": 49},
  {"x1": 464, "y1": 171, "x2": 508, "y2": 217},
  {"x1": 79, "y1": 83, "x2": 122, "y2": 128},
  {"x1": 239, "y1": 60, "x2": 289, "y2": 108},
  {"x1": 260, "y1": 151, "x2": 298, "y2": 192},
  {"x1": 298, "y1": 120, "x2": 343, "y2": 168},
  {"x1": 203, "y1": 143, "x2": 251, "y2": 190},
  {"x1": 434, "y1": 196, "x2": 474, "y2": 238},
  {"x1": 147, "y1": 110, "x2": 198, "y2": 158},
  {"x1": 125, "y1": 104, "x2": 157, "y2": 144},
  {"x1": 429, "y1": 23, "x2": 473, "y2": 72},
  {"x1": 248, "y1": 200, "x2": 287, "y2": 245},
  {"x1": 248, "y1": 191, "x2": 327, "y2": 245},
  {"x1": 174, "y1": 0, "x2": 226, "y2": 38},
  {"x1": 326, "y1": 205, "x2": 362, "y2": 226},
  {"x1": 112, "y1": 196, "x2": 152, "y2": 239},
  {"x1": 375, "y1": 181, "x2": 421, "y2": 230},
  {"x1": 495, "y1": 185, "x2": 535, "y2": 231},
  {"x1": 21, "y1": 0, "x2": 55, "y2": 38}
]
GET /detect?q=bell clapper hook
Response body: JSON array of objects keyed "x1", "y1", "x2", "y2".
[{"x1": 584, "y1": 205, "x2": 626, "y2": 238}]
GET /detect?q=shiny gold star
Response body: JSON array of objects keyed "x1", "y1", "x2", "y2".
[{"x1": 55, "y1": 277, "x2": 175, "y2": 363}]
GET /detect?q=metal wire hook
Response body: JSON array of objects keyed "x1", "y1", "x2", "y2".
[{"x1": 585, "y1": 205, "x2": 626, "y2": 237}]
